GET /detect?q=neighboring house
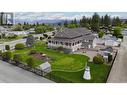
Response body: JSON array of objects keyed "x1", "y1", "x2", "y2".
[
  {"x1": 48, "y1": 28, "x2": 97, "y2": 52},
  {"x1": 5, "y1": 31, "x2": 29, "y2": 37},
  {"x1": 0, "y1": 39, "x2": 26, "y2": 51},
  {"x1": 33, "y1": 34, "x2": 44, "y2": 40},
  {"x1": 98, "y1": 47, "x2": 113, "y2": 62},
  {"x1": 37, "y1": 62, "x2": 51, "y2": 76},
  {"x1": 96, "y1": 34, "x2": 120, "y2": 47},
  {"x1": 27, "y1": 28, "x2": 35, "y2": 34}
]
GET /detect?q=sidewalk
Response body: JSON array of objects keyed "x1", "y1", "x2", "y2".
[
  {"x1": 107, "y1": 36, "x2": 127, "y2": 83},
  {"x1": 0, "y1": 60, "x2": 54, "y2": 83}
]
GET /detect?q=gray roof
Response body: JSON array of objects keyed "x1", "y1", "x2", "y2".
[
  {"x1": 54, "y1": 28, "x2": 91, "y2": 39},
  {"x1": 83, "y1": 35, "x2": 96, "y2": 41},
  {"x1": 100, "y1": 47, "x2": 113, "y2": 53},
  {"x1": 49, "y1": 36, "x2": 83, "y2": 43}
]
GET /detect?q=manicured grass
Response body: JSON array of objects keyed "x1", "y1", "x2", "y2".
[
  {"x1": 12, "y1": 41, "x2": 110, "y2": 83},
  {"x1": 34, "y1": 41, "x2": 89, "y2": 71},
  {"x1": 51, "y1": 63, "x2": 110, "y2": 83}
]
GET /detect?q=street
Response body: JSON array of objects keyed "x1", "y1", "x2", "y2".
[
  {"x1": 107, "y1": 36, "x2": 127, "y2": 83},
  {"x1": 0, "y1": 60, "x2": 54, "y2": 83}
]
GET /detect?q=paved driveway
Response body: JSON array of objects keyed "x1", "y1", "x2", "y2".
[
  {"x1": 0, "y1": 60, "x2": 54, "y2": 83},
  {"x1": 107, "y1": 36, "x2": 127, "y2": 83}
]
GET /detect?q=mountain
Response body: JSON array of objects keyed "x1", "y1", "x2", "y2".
[{"x1": 14, "y1": 19, "x2": 66, "y2": 24}]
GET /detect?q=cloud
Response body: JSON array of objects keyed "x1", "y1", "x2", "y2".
[{"x1": 14, "y1": 12, "x2": 127, "y2": 21}]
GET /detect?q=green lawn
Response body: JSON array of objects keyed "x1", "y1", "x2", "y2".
[
  {"x1": 51, "y1": 63, "x2": 110, "y2": 83},
  {"x1": 34, "y1": 41, "x2": 89, "y2": 72},
  {"x1": 12, "y1": 41, "x2": 110, "y2": 83}
]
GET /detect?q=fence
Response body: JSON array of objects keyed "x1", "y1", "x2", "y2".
[
  {"x1": 106, "y1": 50, "x2": 118, "y2": 82},
  {"x1": 7, "y1": 60, "x2": 72, "y2": 83}
]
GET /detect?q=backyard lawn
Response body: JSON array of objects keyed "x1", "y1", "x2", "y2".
[
  {"x1": 51, "y1": 63, "x2": 110, "y2": 83},
  {"x1": 12, "y1": 41, "x2": 110, "y2": 83}
]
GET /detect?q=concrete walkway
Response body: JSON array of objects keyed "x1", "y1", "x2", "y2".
[
  {"x1": 0, "y1": 60, "x2": 54, "y2": 83},
  {"x1": 107, "y1": 36, "x2": 127, "y2": 83}
]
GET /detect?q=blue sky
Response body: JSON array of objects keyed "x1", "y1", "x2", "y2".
[{"x1": 14, "y1": 12, "x2": 127, "y2": 20}]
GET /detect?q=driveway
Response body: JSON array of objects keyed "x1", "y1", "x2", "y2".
[
  {"x1": 107, "y1": 36, "x2": 127, "y2": 83},
  {"x1": 0, "y1": 60, "x2": 54, "y2": 83},
  {"x1": 73, "y1": 49, "x2": 97, "y2": 61}
]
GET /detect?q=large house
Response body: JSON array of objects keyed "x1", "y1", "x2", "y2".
[{"x1": 48, "y1": 28, "x2": 97, "y2": 52}]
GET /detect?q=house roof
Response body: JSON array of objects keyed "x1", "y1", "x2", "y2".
[
  {"x1": 39, "y1": 62, "x2": 51, "y2": 70},
  {"x1": 100, "y1": 47, "x2": 113, "y2": 53},
  {"x1": 83, "y1": 35, "x2": 96, "y2": 40},
  {"x1": 54, "y1": 28, "x2": 91, "y2": 39}
]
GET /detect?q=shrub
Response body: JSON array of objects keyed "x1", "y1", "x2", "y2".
[
  {"x1": 93, "y1": 55, "x2": 104, "y2": 64},
  {"x1": 5, "y1": 45, "x2": 10, "y2": 50},
  {"x1": 15, "y1": 43, "x2": 25, "y2": 50},
  {"x1": 43, "y1": 34, "x2": 48, "y2": 38},
  {"x1": 57, "y1": 46, "x2": 64, "y2": 51},
  {"x1": 29, "y1": 49, "x2": 37, "y2": 55},
  {"x1": 108, "y1": 53, "x2": 112, "y2": 62},
  {"x1": 48, "y1": 36, "x2": 51, "y2": 39},
  {"x1": 40, "y1": 37, "x2": 44, "y2": 40},
  {"x1": 2, "y1": 51, "x2": 12, "y2": 61},
  {"x1": 13, "y1": 54, "x2": 23, "y2": 63},
  {"x1": 117, "y1": 34, "x2": 123, "y2": 39},
  {"x1": 98, "y1": 31, "x2": 104, "y2": 38},
  {"x1": 26, "y1": 57, "x2": 36, "y2": 68}
]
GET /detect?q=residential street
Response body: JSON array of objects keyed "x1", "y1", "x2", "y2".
[
  {"x1": 107, "y1": 36, "x2": 127, "y2": 83},
  {"x1": 0, "y1": 60, "x2": 54, "y2": 83}
]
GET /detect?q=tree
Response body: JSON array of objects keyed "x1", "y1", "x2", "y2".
[
  {"x1": 26, "y1": 35, "x2": 35, "y2": 48},
  {"x1": 100, "y1": 16, "x2": 104, "y2": 26},
  {"x1": 93, "y1": 55, "x2": 104, "y2": 64},
  {"x1": 112, "y1": 17, "x2": 121, "y2": 26},
  {"x1": 67, "y1": 24, "x2": 78, "y2": 28},
  {"x1": 23, "y1": 22, "x2": 31, "y2": 30},
  {"x1": 73, "y1": 18, "x2": 77, "y2": 25},
  {"x1": 12, "y1": 24, "x2": 23, "y2": 31},
  {"x1": 2, "y1": 51, "x2": 12, "y2": 61},
  {"x1": 80, "y1": 16, "x2": 87, "y2": 27},
  {"x1": 64, "y1": 20, "x2": 68, "y2": 27},
  {"x1": 13, "y1": 54, "x2": 23, "y2": 63},
  {"x1": 104, "y1": 14, "x2": 111, "y2": 27},
  {"x1": 35, "y1": 25, "x2": 46, "y2": 34},
  {"x1": 91, "y1": 13, "x2": 100, "y2": 32},
  {"x1": 15, "y1": 43, "x2": 25, "y2": 50},
  {"x1": 43, "y1": 34, "x2": 48, "y2": 38},
  {"x1": 26, "y1": 57, "x2": 36, "y2": 68},
  {"x1": 98, "y1": 31, "x2": 104, "y2": 38},
  {"x1": 113, "y1": 27, "x2": 122, "y2": 38},
  {"x1": 5, "y1": 45, "x2": 10, "y2": 50},
  {"x1": 40, "y1": 37, "x2": 44, "y2": 40}
]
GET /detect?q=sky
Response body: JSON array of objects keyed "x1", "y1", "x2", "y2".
[{"x1": 14, "y1": 12, "x2": 127, "y2": 21}]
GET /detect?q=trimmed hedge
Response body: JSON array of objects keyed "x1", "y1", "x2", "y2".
[{"x1": 15, "y1": 43, "x2": 25, "y2": 50}]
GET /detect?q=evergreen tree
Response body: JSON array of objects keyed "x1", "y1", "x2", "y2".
[
  {"x1": 91, "y1": 13, "x2": 100, "y2": 32},
  {"x1": 104, "y1": 14, "x2": 111, "y2": 27}
]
